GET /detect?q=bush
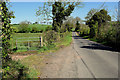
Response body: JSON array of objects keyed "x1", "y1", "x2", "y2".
[
  {"x1": 94, "y1": 22, "x2": 120, "y2": 49},
  {"x1": 31, "y1": 26, "x2": 38, "y2": 33},
  {"x1": 75, "y1": 21, "x2": 80, "y2": 32},
  {"x1": 61, "y1": 23, "x2": 74, "y2": 32},
  {"x1": 39, "y1": 29, "x2": 44, "y2": 33},
  {"x1": 45, "y1": 25, "x2": 52, "y2": 31},
  {"x1": 60, "y1": 24, "x2": 67, "y2": 33},
  {"x1": 98, "y1": 23, "x2": 112, "y2": 42},
  {"x1": 43, "y1": 30, "x2": 59, "y2": 45},
  {"x1": 18, "y1": 22, "x2": 30, "y2": 33},
  {"x1": 12, "y1": 27, "x2": 19, "y2": 33},
  {"x1": 79, "y1": 24, "x2": 90, "y2": 36},
  {"x1": 2, "y1": 59, "x2": 29, "y2": 78}
]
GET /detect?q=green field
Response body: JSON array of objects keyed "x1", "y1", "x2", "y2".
[
  {"x1": 10, "y1": 32, "x2": 72, "y2": 53},
  {"x1": 10, "y1": 33, "x2": 42, "y2": 52},
  {"x1": 12, "y1": 24, "x2": 52, "y2": 32}
]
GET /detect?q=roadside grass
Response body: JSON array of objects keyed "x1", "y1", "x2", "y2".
[
  {"x1": 20, "y1": 55, "x2": 44, "y2": 78},
  {"x1": 82, "y1": 36, "x2": 89, "y2": 39},
  {"x1": 88, "y1": 38, "x2": 99, "y2": 42},
  {"x1": 20, "y1": 32, "x2": 72, "y2": 78},
  {"x1": 55, "y1": 32, "x2": 72, "y2": 46}
]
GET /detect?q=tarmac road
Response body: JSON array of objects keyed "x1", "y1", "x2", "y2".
[{"x1": 40, "y1": 32, "x2": 119, "y2": 79}]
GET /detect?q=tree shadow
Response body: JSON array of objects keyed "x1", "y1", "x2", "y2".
[
  {"x1": 72, "y1": 33, "x2": 120, "y2": 52},
  {"x1": 81, "y1": 43, "x2": 119, "y2": 52},
  {"x1": 72, "y1": 36, "x2": 83, "y2": 39}
]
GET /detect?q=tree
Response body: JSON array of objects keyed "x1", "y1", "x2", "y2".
[
  {"x1": 33, "y1": 21, "x2": 38, "y2": 24},
  {"x1": 85, "y1": 2, "x2": 107, "y2": 21},
  {"x1": 36, "y1": 1, "x2": 83, "y2": 32},
  {"x1": 61, "y1": 16, "x2": 82, "y2": 32},
  {"x1": 112, "y1": 6, "x2": 119, "y2": 21},
  {"x1": 18, "y1": 21, "x2": 30, "y2": 33},
  {"x1": 86, "y1": 9, "x2": 111, "y2": 38},
  {"x1": 1, "y1": 2, "x2": 15, "y2": 61},
  {"x1": 26, "y1": 21, "x2": 32, "y2": 24},
  {"x1": 85, "y1": 8, "x2": 97, "y2": 20},
  {"x1": 75, "y1": 21, "x2": 80, "y2": 32},
  {"x1": 36, "y1": 2, "x2": 52, "y2": 25},
  {"x1": 52, "y1": 2, "x2": 75, "y2": 32}
]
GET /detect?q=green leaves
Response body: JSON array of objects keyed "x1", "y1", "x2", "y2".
[
  {"x1": 86, "y1": 9, "x2": 111, "y2": 38},
  {"x1": 1, "y1": 2, "x2": 14, "y2": 60},
  {"x1": 75, "y1": 21, "x2": 80, "y2": 32},
  {"x1": 52, "y1": 2, "x2": 77, "y2": 32}
]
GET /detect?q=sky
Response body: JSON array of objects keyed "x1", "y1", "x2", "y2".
[
  {"x1": 9, "y1": 0, "x2": 119, "y2": 2},
  {"x1": 10, "y1": 2, "x2": 118, "y2": 24}
]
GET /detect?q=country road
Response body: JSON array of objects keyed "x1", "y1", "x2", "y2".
[{"x1": 40, "y1": 32, "x2": 119, "y2": 78}]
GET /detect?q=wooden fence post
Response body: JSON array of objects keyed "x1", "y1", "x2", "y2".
[
  {"x1": 16, "y1": 40, "x2": 17, "y2": 49},
  {"x1": 28, "y1": 39, "x2": 29, "y2": 50},
  {"x1": 12, "y1": 39, "x2": 13, "y2": 49},
  {"x1": 41, "y1": 36, "x2": 43, "y2": 47}
]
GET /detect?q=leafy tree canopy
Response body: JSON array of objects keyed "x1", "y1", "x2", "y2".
[
  {"x1": 85, "y1": 8, "x2": 97, "y2": 20},
  {"x1": 86, "y1": 9, "x2": 111, "y2": 28},
  {"x1": 36, "y1": 1, "x2": 83, "y2": 32}
]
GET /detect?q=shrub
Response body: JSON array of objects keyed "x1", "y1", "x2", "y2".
[
  {"x1": 79, "y1": 24, "x2": 90, "y2": 36},
  {"x1": 12, "y1": 27, "x2": 18, "y2": 33},
  {"x1": 61, "y1": 22, "x2": 74, "y2": 32},
  {"x1": 2, "y1": 59, "x2": 29, "y2": 78},
  {"x1": 60, "y1": 24, "x2": 67, "y2": 33},
  {"x1": 98, "y1": 23, "x2": 112, "y2": 42},
  {"x1": 39, "y1": 29, "x2": 44, "y2": 33},
  {"x1": 31, "y1": 26, "x2": 38, "y2": 33},
  {"x1": 18, "y1": 22, "x2": 30, "y2": 33},
  {"x1": 75, "y1": 21, "x2": 80, "y2": 32},
  {"x1": 43, "y1": 30, "x2": 58, "y2": 45},
  {"x1": 46, "y1": 25, "x2": 52, "y2": 31},
  {"x1": 95, "y1": 22, "x2": 120, "y2": 49}
]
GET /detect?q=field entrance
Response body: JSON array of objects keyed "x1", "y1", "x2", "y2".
[{"x1": 10, "y1": 33, "x2": 43, "y2": 52}]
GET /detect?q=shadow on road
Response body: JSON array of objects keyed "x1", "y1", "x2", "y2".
[
  {"x1": 72, "y1": 36, "x2": 83, "y2": 39},
  {"x1": 81, "y1": 43, "x2": 119, "y2": 52},
  {"x1": 72, "y1": 35, "x2": 119, "y2": 52}
]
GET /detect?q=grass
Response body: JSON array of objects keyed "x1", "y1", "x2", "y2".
[
  {"x1": 19, "y1": 32, "x2": 72, "y2": 78},
  {"x1": 9, "y1": 32, "x2": 72, "y2": 78},
  {"x1": 12, "y1": 24, "x2": 52, "y2": 32},
  {"x1": 82, "y1": 36, "x2": 89, "y2": 39},
  {"x1": 55, "y1": 32, "x2": 72, "y2": 46},
  {"x1": 20, "y1": 55, "x2": 43, "y2": 78},
  {"x1": 10, "y1": 33, "x2": 42, "y2": 52},
  {"x1": 88, "y1": 38, "x2": 99, "y2": 42}
]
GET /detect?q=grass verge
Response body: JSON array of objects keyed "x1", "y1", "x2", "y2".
[{"x1": 19, "y1": 32, "x2": 72, "y2": 78}]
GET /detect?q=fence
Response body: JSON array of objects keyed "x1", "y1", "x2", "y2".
[{"x1": 13, "y1": 36, "x2": 43, "y2": 51}]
